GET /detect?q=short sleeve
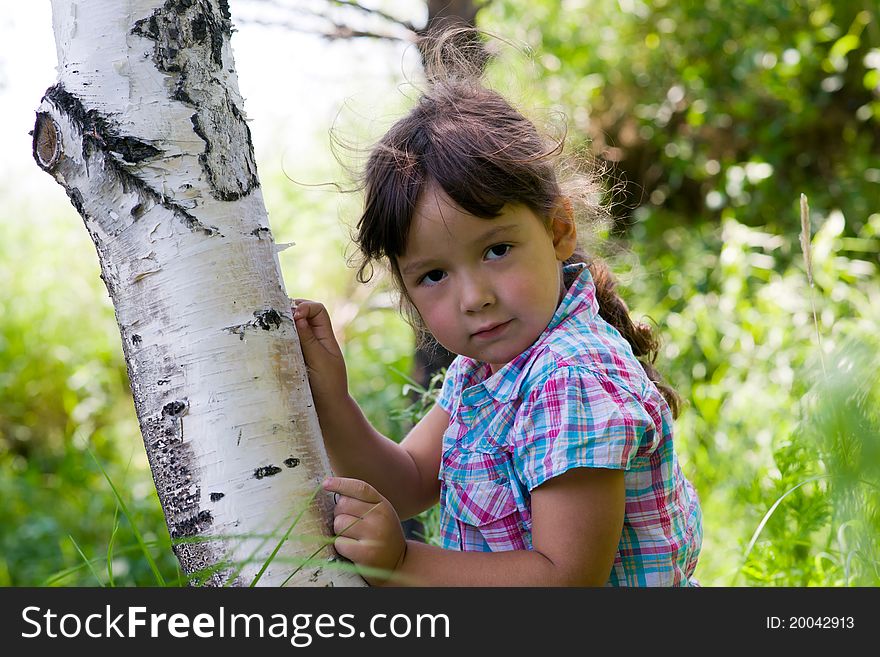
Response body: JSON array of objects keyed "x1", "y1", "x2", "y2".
[
  {"x1": 435, "y1": 356, "x2": 463, "y2": 414},
  {"x1": 513, "y1": 366, "x2": 655, "y2": 492}
]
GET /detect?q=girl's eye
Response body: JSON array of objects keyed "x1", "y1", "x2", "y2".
[
  {"x1": 419, "y1": 269, "x2": 446, "y2": 286},
  {"x1": 485, "y1": 244, "x2": 511, "y2": 260}
]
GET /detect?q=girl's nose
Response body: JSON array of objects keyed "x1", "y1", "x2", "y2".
[{"x1": 458, "y1": 273, "x2": 494, "y2": 313}]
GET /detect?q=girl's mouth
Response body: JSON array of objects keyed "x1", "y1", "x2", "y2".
[{"x1": 472, "y1": 319, "x2": 512, "y2": 340}]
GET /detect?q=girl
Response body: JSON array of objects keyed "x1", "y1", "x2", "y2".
[{"x1": 292, "y1": 64, "x2": 702, "y2": 587}]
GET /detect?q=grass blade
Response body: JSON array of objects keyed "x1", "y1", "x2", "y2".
[
  {"x1": 88, "y1": 447, "x2": 166, "y2": 586},
  {"x1": 107, "y1": 504, "x2": 121, "y2": 587},
  {"x1": 799, "y1": 193, "x2": 814, "y2": 287},
  {"x1": 798, "y1": 193, "x2": 826, "y2": 375},
  {"x1": 249, "y1": 483, "x2": 324, "y2": 587},
  {"x1": 68, "y1": 534, "x2": 104, "y2": 587},
  {"x1": 738, "y1": 474, "x2": 830, "y2": 582},
  {"x1": 278, "y1": 502, "x2": 385, "y2": 587}
]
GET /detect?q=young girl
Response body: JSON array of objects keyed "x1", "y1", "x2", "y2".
[{"x1": 292, "y1": 64, "x2": 702, "y2": 587}]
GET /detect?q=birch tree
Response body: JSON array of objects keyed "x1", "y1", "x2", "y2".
[{"x1": 32, "y1": 0, "x2": 364, "y2": 587}]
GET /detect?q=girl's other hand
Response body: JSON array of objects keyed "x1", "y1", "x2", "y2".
[
  {"x1": 323, "y1": 477, "x2": 408, "y2": 586},
  {"x1": 291, "y1": 299, "x2": 348, "y2": 402}
]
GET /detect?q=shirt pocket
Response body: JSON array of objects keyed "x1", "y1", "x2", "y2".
[
  {"x1": 442, "y1": 444, "x2": 527, "y2": 553},
  {"x1": 444, "y1": 478, "x2": 526, "y2": 552}
]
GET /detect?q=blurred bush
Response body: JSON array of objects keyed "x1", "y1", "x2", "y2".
[
  {"x1": 617, "y1": 207, "x2": 878, "y2": 584},
  {"x1": 483, "y1": 0, "x2": 878, "y2": 239}
]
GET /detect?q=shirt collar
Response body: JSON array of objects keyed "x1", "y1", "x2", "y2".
[{"x1": 458, "y1": 262, "x2": 599, "y2": 406}]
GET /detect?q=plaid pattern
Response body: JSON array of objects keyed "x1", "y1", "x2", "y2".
[{"x1": 437, "y1": 263, "x2": 702, "y2": 586}]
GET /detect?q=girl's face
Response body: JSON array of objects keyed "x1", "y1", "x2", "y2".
[{"x1": 398, "y1": 186, "x2": 577, "y2": 373}]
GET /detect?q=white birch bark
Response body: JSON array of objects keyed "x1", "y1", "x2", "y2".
[{"x1": 33, "y1": 0, "x2": 364, "y2": 587}]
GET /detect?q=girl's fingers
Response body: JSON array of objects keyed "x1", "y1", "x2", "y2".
[
  {"x1": 332, "y1": 535, "x2": 362, "y2": 563},
  {"x1": 323, "y1": 477, "x2": 382, "y2": 504},
  {"x1": 334, "y1": 494, "x2": 383, "y2": 520},
  {"x1": 324, "y1": 478, "x2": 406, "y2": 585},
  {"x1": 291, "y1": 299, "x2": 342, "y2": 356},
  {"x1": 333, "y1": 513, "x2": 386, "y2": 541},
  {"x1": 333, "y1": 513, "x2": 366, "y2": 538}
]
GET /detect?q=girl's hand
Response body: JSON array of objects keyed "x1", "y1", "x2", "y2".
[
  {"x1": 323, "y1": 477, "x2": 407, "y2": 586},
  {"x1": 291, "y1": 299, "x2": 348, "y2": 403}
]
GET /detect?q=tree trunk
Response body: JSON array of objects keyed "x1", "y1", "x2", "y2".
[
  {"x1": 32, "y1": 0, "x2": 363, "y2": 587},
  {"x1": 425, "y1": 0, "x2": 481, "y2": 32}
]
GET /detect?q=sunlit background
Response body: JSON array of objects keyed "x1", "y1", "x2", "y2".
[{"x1": 1, "y1": 0, "x2": 878, "y2": 586}]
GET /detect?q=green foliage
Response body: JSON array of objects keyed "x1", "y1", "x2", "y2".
[
  {"x1": 614, "y1": 206, "x2": 878, "y2": 585},
  {"x1": 387, "y1": 371, "x2": 446, "y2": 546},
  {"x1": 747, "y1": 333, "x2": 880, "y2": 585},
  {"x1": 482, "y1": 0, "x2": 879, "y2": 239}
]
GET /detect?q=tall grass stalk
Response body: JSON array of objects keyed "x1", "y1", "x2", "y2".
[
  {"x1": 799, "y1": 193, "x2": 826, "y2": 375},
  {"x1": 106, "y1": 505, "x2": 121, "y2": 587},
  {"x1": 68, "y1": 534, "x2": 105, "y2": 586},
  {"x1": 88, "y1": 448, "x2": 166, "y2": 586}
]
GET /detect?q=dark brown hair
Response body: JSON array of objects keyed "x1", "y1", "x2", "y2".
[{"x1": 352, "y1": 49, "x2": 681, "y2": 417}]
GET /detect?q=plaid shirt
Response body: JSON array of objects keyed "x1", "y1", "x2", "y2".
[{"x1": 436, "y1": 263, "x2": 702, "y2": 586}]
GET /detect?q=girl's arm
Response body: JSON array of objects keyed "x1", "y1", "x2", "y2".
[
  {"x1": 325, "y1": 466, "x2": 625, "y2": 586},
  {"x1": 293, "y1": 299, "x2": 445, "y2": 519}
]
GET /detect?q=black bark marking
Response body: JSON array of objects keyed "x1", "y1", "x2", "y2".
[
  {"x1": 190, "y1": 111, "x2": 259, "y2": 201},
  {"x1": 209, "y1": 492, "x2": 225, "y2": 502},
  {"x1": 171, "y1": 509, "x2": 213, "y2": 539},
  {"x1": 172, "y1": 74, "x2": 195, "y2": 105},
  {"x1": 117, "y1": 332, "x2": 225, "y2": 583},
  {"x1": 253, "y1": 465, "x2": 282, "y2": 480},
  {"x1": 132, "y1": 0, "x2": 258, "y2": 202},
  {"x1": 254, "y1": 309, "x2": 282, "y2": 331},
  {"x1": 65, "y1": 187, "x2": 87, "y2": 218},
  {"x1": 105, "y1": 135, "x2": 161, "y2": 164},
  {"x1": 283, "y1": 457, "x2": 300, "y2": 468},
  {"x1": 41, "y1": 83, "x2": 220, "y2": 237},
  {"x1": 98, "y1": 270, "x2": 118, "y2": 299},
  {"x1": 251, "y1": 226, "x2": 271, "y2": 239},
  {"x1": 42, "y1": 84, "x2": 160, "y2": 164},
  {"x1": 178, "y1": 206, "x2": 221, "y2": 236},
  {"x1": 162, "y1": 399, "x2": 189, "y2": 418},
  {"x1": 137, "y1": 400, "x2": 221, "y2": 579},
  {"x1": 225, "y1": 308, "x2": 286, "y2": 339},
  {"x1": 218, "y1": 0, "x2": 232, "y2": 22},
  {"x1": 191, "y1": 14, "x2": 208, "y2": 42}
]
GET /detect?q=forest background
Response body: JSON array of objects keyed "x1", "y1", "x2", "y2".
[{"x1": 1, "y1": 0, "x2": 878, "y2": 587}]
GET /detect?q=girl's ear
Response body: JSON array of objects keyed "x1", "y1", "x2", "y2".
[{"x1": 549, "y1": 197, "x2": 577, "y2": 261}]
